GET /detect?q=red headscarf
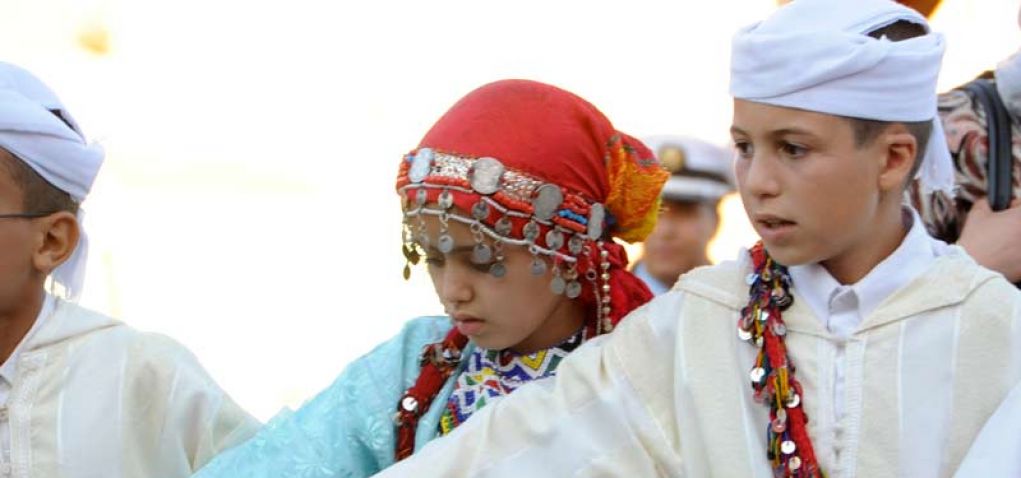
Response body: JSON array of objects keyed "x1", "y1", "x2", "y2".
[{"x1": 393, "y1": 80, "x2": 668, "y2": 459}]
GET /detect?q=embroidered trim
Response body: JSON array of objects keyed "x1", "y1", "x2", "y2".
[{"x1": 437, "y1": 327, "x2": 587, "y2": 435}]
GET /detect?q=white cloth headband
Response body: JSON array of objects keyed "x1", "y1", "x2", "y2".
[
  {"x1": 730, "y1": 0, "x2": 955, "y2": 195},
  {"x1": 0, "y1": 62, "x2": 104, "y2": 300}
]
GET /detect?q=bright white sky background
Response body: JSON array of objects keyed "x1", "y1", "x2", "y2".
[{"x1": 0, "y1": 0, "x2": 1017, "y2": 420}]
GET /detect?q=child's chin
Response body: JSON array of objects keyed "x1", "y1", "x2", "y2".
[
  {"x1": 762, "y1": 243, "x2": 813, "y2": 267},
  {"x1": 472, "y1": 336, "x2": 509, "y2": 351}
]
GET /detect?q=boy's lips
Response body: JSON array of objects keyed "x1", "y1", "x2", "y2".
[{"x1": 753, "y1": 213, "x2": 797, "y2": 242}]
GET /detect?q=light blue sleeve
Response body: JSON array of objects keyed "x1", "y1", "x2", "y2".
[{"x1": 192, "y1": 316, "x2": 453, "y2": 478}]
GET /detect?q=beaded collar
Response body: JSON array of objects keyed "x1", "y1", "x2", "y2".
[{"x1": 438, "y1": 326, "x2": 588, "y2": 435}]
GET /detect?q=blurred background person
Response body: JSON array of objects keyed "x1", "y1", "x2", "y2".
[
  {"x1": 632, "y1": 136, "x2": 734, "y2": 294},
  {"x1": 900, "y1": 0, "x2": 1021, "y2": 284}
]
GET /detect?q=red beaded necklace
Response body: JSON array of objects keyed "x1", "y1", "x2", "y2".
[{"x1": 740, "y1": 242, "x2": 825, "y2": 477}]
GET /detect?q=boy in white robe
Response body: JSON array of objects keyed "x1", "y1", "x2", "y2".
[
  {"x1": 0, "y1": 62, "x2": 258, "y2": 477},
  {"x1": 375, "y1": 1, "x2": 1021, "y2": 477}
]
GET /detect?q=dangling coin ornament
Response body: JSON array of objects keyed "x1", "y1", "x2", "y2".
[
  {"x1": 587, "y1": 203, "x2": 605, "y2": 239},
  {"x1": 565, "y1": 281, "x2": 582, "y2": 299},
  {"x1": 472, "y1": 244, "x2": 493, "y2": 264},
  {"x1": 494, "y1": 216, "x2": 513, "y2": 236},
  {"x1": 438, "y1": 234, "x2": 454, "y2": 254},
  {"x1": 472, "y1": 201, "x2": 490, "y2": 221},
  {"x1": 567, "y1": 235, "x2": 584, "y2": 255},
  {"x1": 437, "y1": 189, "x2": 454, "y2": 210},
  {"x1": 545, "y1": 229, "x2": 565, "y2": 251},
  {"x1": 550, "y1": 275, "x2": 566, "y2": 295},
  {"x1": 531, "y1": 257, "x2": 547, "y2": 276},
  {"x1": 523, "y1": 221, "x2": 540, "y2": 242}
]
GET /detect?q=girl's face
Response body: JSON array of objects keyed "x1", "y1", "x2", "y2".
[{"x1": 418, "y1": 211, "x2": 585, "y2": 353}]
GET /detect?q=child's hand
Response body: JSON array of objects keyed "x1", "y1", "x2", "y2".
[{"x1": 958, "y1": 198, "x2": 1021, "y2": 282}]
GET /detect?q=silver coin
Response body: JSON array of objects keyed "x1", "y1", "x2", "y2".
[
  {"x1": 532, "y1": 184, "x2": 563, "y2": 221},
  {"x1": 401, "y1": 396, "x2": 419, "y2": 413},
  {"x1": 489, "y1": 262, "x2": 507, "y2": 278},
  {"x1": 545, "y1": 230, "x2": 565, "y2": 251},
  {"x1": 472, "y1": 201, "x2": 490, "y2": 221},
  {"x1": 523, "y1": 221, "x2": 540, "y2": 242},
  {"x1": 587, "y1": 203, "x2": 605, "y2": 239},
  {"x1": 409, "y1": 148, "x2": 434, "y2": 183},
  {"x1": 437, "y1": 189, "x2": 454, "y2": 210},
  {"x1": 550, "y1": 276, "x2": 566, "y2": 295},
  {"x1": 565, "y1": 281, "x2": 582, "y2": 299},
  {"x1": 567, "y1": 235, "x2": 584, "y2": 255},
  {"x1": 472, "y1": 243, "x2": 492, "y2": 264},
  {"x1": 494, "y1": 216, "x2": 513, "y2": 236},
  {"x1": 531, "y1": 257, "x2": 548, "y2": 276},
  {"x1": 437, "y1": 234, "x2": 454, "y2": 254},
  {"x1": 772, "y1": 322, "x2": 787, "y2": 337},
  {"x1": 469, "y1": 157, "x2": 504, "y2": 194}
]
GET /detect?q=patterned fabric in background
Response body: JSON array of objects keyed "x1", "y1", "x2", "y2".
[
  {"x1": 909, "y1": 80, "x2": 1021, "y2": 243},
  {"x1": 439, "y1": 327, "x2": 587, "y2": 435}
]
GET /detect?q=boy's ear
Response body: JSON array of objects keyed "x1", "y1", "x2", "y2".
[
  {"x1": 31, "y1": 211, "x2": 79, "y2": 275},
  {"x1": 877, "y1": 123, "x2": 917, "y2": 192}
]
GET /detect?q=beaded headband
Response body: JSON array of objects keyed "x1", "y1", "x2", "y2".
[{"x1": 397, "y1": 147, "x2": 618, "y2": 333}]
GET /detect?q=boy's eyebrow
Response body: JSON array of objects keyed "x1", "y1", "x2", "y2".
[
  {"x1": 729, "y1": 125, "x2": 818, "y2": 138},
  {"x1": 770, "y1": 127, "x2": 817, "y2": 138}
]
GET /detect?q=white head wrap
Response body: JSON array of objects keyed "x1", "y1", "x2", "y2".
[
  {"x1": 0, "y1": 62, "x2": 104, "y2": 300},
  {"x1": 729, "y1": 0, "x2": 955, "y2": 195}
]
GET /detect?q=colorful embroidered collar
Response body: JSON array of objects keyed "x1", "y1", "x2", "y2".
[{"x1": 438, "y1": 327, "x2": 588, "y2": 435}]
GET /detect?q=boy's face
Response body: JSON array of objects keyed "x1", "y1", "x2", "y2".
[
  {"x1": 417, "y1": 207, "x2": 583, "y2": 353},
  {"x1": 0, "y1": 153, "x2": 38, "y2": 310},
  {"x1": 730, "y1": 99, "x2": 888, "y2": 267}
]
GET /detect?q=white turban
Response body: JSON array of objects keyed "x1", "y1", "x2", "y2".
[
  {"x1": 729, "y1": 0, "x2": 955, "y2": 195},
  {"x1": 0, "y1": 62, "x2": 105, "y2": 300}
]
